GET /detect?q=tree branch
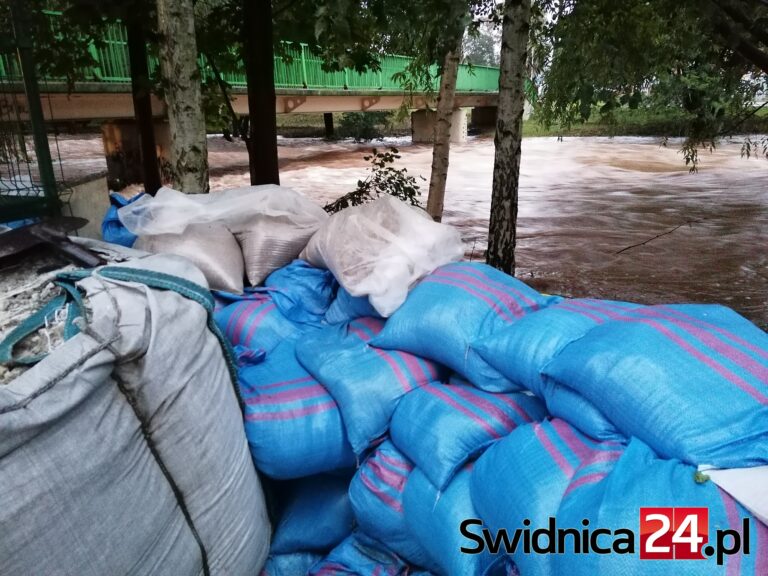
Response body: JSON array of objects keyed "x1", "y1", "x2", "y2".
[
  {"x1": 708, "y1": 0, "x2": 768, "y2": 73},
  {"x1": 615, "y1": 220, "x2": 702, "y2": 255},
  {"x1": 710, "y1": 0, "x2": 768, "y2": 49}
]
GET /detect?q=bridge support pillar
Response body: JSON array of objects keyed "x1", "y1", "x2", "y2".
[
  {"x1": 101, "y1": 120, "x2": 170, "y2": 189},
  {"x1": 411, "y1": 108, "x2": 468, "y2": 144}
]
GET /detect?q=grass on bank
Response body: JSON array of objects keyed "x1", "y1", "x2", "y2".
[{"x1": 273, "y1": 107, "x2": 768, "y2": 140}]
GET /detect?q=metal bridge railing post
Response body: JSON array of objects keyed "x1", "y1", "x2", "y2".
[{"x1": 10, "y1": 0, "x2": 59, "y2": 216}]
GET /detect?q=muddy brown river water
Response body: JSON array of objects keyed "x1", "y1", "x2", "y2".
[{"x1": 49, "y1": 134, "x2": 768, "y2": 328}]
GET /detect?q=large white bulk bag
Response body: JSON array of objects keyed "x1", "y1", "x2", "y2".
[{"x1": 0, "y1": 255, "x2": 270, "y2": 576}]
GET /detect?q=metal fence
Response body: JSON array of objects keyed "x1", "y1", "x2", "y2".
[
  {"x1": 0, "y1": 12, "x2": 500, "y2": 93},
  {"x1": 0, "y1": 4, "x2": 61, "y2": 224}
]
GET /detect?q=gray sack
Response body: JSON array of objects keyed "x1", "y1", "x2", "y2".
[{"x1": 0, "y1": 255, "x2": 270, "y2": 576}]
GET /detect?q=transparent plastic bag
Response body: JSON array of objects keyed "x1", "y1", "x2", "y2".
[
  {"x1": 119, "y1": 185, "x2": 328, "y2": 286},
  {"x1": 300, "y1": 195, "x2": 464, "y2": 316}
]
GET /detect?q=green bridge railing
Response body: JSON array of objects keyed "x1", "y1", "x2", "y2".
[{"x1": 0, "y1": 17, "x2": 500, "y2": 93}]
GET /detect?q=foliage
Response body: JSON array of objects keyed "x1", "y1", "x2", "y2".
[
  {"x1": 532, "y1": 0, "x2": 768, "y2": 170},
  {"x1": 337, "y1": 112, "x2": 391, "y2": 142},
  {"x1": 324, "y1": 147, "x2": 424, "y2": 213},
  {"x1": 463, "y1": 23, "x2": 499, "y2": 66}
]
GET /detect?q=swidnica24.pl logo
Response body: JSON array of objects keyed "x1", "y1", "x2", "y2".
[{"x1": 460, "y1": 507, "x2": 752, "y2": 565}]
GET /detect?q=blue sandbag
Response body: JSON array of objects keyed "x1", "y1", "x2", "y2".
[
  {"x1": 372, "y1": 263, "x2": 556, "y2": 391},
  {"x1": 260, "y1": 553, "x2": 323, "y2": 576},
  {"x1": 348, "y1": 440, "x2": 434, "y2": 570},
  {"x1": 239, "y1": 337, "x2": 355, "y2": 478},
  {"x1": 553, "y1": 438, "x2": 768, "y2": 576},
  {"x1": 308, "y1": 533, "x2": 408, "y2": 576},
  {"x1": 296, "y1": 317, "x2": 446, "y2": 455},
  {"x1": 102, "y1": 192, "x2": 144, "y2": 247},
  {"x1": 471, "y1": 419, "x2": 625, "y2": 576},
  {"x1": 403, "y1": 464, "x2": 495, "y2": 576},
  {"x1": 271, "y1": 474, "x2": 355, "y2": 554},
  {"x1": 264, "y1": 260, "x2": 337, "y2": 327},
  {"x1": 543, "y1": 304, "x2": 768, "y2": 468},
  {"x1": 391, "y1": 379, "x2": 547, "y2": 490},
  {"x1": 214, "y1": 291, "x2": 299, "y2": 355},
  {"x1": 325, "y1": 287, "x2": 382, "y2": 325},
  {"x1": 472, "y1": 298, "x2": 643, "y2": 438}
]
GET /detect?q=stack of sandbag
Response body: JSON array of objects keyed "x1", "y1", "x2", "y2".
[
  {"x1": 193, "y1": 194, "x2": 767, "y2": 576},
  {"x1": 119, "y1": 185, "x2": 329, "y2": 293},
  {"x1": 0, "y1": 254, "x2": 270, "y2": 575}
]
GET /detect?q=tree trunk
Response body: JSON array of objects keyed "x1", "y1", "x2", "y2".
[
  {"x1": 426, "y1": 46, "x2": 461, "y2": 222},
  {"x1": 156, "y1": 0, "x2": 209, "y2": 192},
  {"x1": 242, "y1": 0, "x2": 280, "y2": 185},
  {"x1": 126, "y1": 19, "x2": 161, "y2": 196},
  {"x1": 486, "y1": 0, "x2": 531, "y2": 274}
]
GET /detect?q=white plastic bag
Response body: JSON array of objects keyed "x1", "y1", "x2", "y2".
[
  {"x1": 119, "y1": 185, "x2": 328, "y2": 286},
  {"x1": 301, "y1": 195, "x2": 464, "y2": 316}
]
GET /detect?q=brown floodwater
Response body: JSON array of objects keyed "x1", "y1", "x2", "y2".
[{"x1": 46, "y1": 133, "x2": 768, "y2": 328}]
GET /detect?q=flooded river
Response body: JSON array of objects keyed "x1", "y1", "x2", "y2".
[{"x1": 54, "y1": 134, "x2": 768, "y2": 328}]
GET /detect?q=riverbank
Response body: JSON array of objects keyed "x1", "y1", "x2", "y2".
[{"x1": 274, "y1": 108, "x2": 768, "y2": 140}]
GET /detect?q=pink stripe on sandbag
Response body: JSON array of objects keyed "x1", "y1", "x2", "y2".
[
  {"x1": 425, "y1": 385, "x2": 501, "y2": 439},
  {"x1": 556, "y1": 302, "x2": 606, "y2": 323},
  {"x1": 368, "y1": 458, "x2": 408, "y2": 492},
  {"x1": 642, "y1": 308, "x2": 768, "y2": 384},
  {"x1": 657, "y1": 305, "x2": 768, "y2": 361},
  {"x1": 566, "y1": 300, "x2": 627, "y2": 322},
  {"x1": 241, "y1": 302, "x2": 277, "y2": 346},
  {"x1": 584, "y1": 450, "x2": 623, "y2": 465},
  {"x1": 563, "y1": 472, "x2": 607, "y2": 498},
  {"x1": 448, "y1": 385, "x2": 520, "y2": 432},
  {"x1": 533, "y1": 423, "x2": 574, "y2": 476},
  {"x1": 379, "y1": 452, "x2": 412, "y2": 473},
  {"x1": 245, "y1": 400, "x2": 336, "y2": 421},
  {"x1": 314, "y1": 562, "x2": 346, "y2": 576},
  {"x1": 433, "y1": 269, "x2": 528, "y2": 318},
  {"x1": 550, "y1": 419, "x2": 595, "y2": 462},
  {"x1": 423, "y1": 277, "x2": 517, "y2": 323},
  {"x1": 225, "y1": 300, "x2": 256, "y2": 337},
  {"x1": 354, "y1": 316, "x2": 385, "y2": 336},
  {"x1": 448, "y1": 263, "x2": 541, "y2": 309},
  {"x1": 255, "y1": 375, "x2": 315, "y2": 391},
  {"x1": 246, "y1": 383, "x2": 329, "y2": 406},
  {"x1": 348, "y1": 325, "x2": 414, "y2": 393},
  {"x1": 360, "y1": 469, "x2": 403, "y2": 513},
  {"x1": 395, "y1": 350, "x2": 433, "y2": 386},
  {"x1": 628, "y1": 317, "x2": 768, "y2": 405}
]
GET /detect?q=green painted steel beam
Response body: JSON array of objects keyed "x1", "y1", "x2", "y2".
[{"x1": 0, "y1": 14, "x2": 499, "y2": 94}]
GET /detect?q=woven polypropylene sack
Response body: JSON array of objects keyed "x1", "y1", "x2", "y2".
[
  {"x1": 472, "y1": 298, "x2": 642, "y2": 439},
  {"x1": 324, "y1": 287, "x2": 382, "y2": 325},
  {"x1": 308, "y1": 533, "x2": 409, "y2": 576},
  {"x1": 300, "y1": 195, "x2": 464, "y2": 317},
  {"x1": 261, "y1": 553, "x2": 323, "y2": 576},
  {"x1": 264, "y1": 260, "x2": 336, "y2": 327},
  {"x1": 0, "y1": 255, "x2": 269, "y2": 576},
  {"x1": 271, "y1": 474, "x2": 355, "y2": 555},
  {"x1": 239, "y1": 336, "x2": 355, "y2": 479},
  {"x1": 552, "y1": 438, "x2": 768, "y2": 576},
  {"x1": 372, "y1": 262, "x2": 557, "y2": 391},
  {"x1": 295, "y1": 317, "x2": 446, "y2": 455},
  {"x1": 471, "y1": 419, "x2": 624, "y2": 576},
  {"x1": 348, "y1": 440, "x2": 435, "y2": 570},
  {"x1": 543, "y1": 304, "x2": 768, "y2": 468},
  {"x1": 403, "y1": 465, "x2": 495, "y2": 576},
  {"x1": 134, "y1": 222, "x2": 245, "y2": 293},
  {"x1": 391, "y1": 379, "x2": 547, "y2": 490},
  {"x1": 214, "y1": 291, "x2": 299, "y2": 355}
]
